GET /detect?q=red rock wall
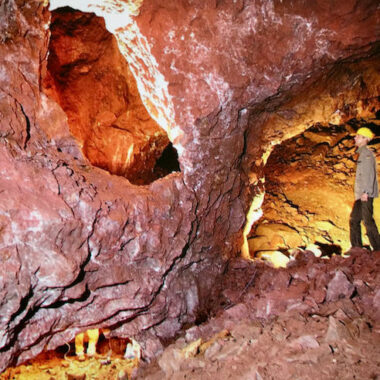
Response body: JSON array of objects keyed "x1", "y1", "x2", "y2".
[
  {"x1": 132, "y1": 0, "x2": 379, "y2": 255},
  {"x1": 0, "y1": 0, "x2": 379, "y2": 371},
  {"x1": 44, "y1": 8, "x2": 174, "y2": 185}
]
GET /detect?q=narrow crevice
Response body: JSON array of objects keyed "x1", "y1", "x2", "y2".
[{"x1": 19, "y1": 103, "x2": 31, "y2": 148}]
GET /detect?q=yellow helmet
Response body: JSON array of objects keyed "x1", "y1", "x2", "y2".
[{"x1": 356, "y1": 127, "x2": 375, "y2": 140}]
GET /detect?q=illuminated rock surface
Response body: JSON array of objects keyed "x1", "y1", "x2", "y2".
[
  {"x1": 247, "y1": 55, "x2": 380, "y2": 257},
  {"x1": 0, "y1": 0, "x2": 379, "y2": 373},
  {"x1": 249, "y1": 123, "x2": 380, "y2": 255},
  {"x1": 44, "y1": 8, "x2": 175, "y2": 185}
]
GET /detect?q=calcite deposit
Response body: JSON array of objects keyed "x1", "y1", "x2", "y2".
[{"x1": 0, "y1": 0, "x2": 379, "y2": 373}]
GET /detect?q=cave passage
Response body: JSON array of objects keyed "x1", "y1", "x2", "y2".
[
  {"x1": 248, "y1": 119, "x2": 380, "y2": 263},
  {"x1": 2, "y1": 333, "x2": 139, "y2": 379},
  {"x1": 43, "y1": 7, "x2": 179, "y2": 185}
]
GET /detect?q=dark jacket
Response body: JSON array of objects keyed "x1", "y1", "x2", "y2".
[{"x1": 354, "y1": 145, "x2": 379, "y2": 200}]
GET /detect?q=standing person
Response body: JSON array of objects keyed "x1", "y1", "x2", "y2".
[{"x1": 349, "y1": 127, "x2": 380, "y2": 251}]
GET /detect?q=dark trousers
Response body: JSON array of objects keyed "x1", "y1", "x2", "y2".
[{"x1": 349, "y1": 198, "x2": 380, "y2": 250}]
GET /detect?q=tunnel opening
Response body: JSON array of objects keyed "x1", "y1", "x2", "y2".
[
  {"x1": 2, "y1": 331, "x2": 140, "y2": 379},
  {"x1": 43, "y1": 7, "x2": 180, "y2": 185},
  {"x1": 247, "y1": 117, "x2": 380, "y2": 265}
]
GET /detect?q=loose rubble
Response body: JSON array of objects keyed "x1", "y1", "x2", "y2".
[
  {"x1": 135, "y1": 249, "x2": 380, "y2": 379},
  {"x1": 2, "y1": 249, "x2": 379, "y2": 379}
]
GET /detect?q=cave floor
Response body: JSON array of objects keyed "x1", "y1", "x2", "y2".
[
  {"x1": 2, "y1": 311, "x2": 379, "y2": 380},
  {"x1": 2, "y1": 250, "x2": 379, "y2": 380},
  {"x1": 0, "y1": 354, "x2": 138, "y2": 380},
  {"x1": 140, "y1": 311, "x2": 380, "y2": 380}
]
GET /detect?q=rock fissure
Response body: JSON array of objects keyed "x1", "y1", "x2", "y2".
[{"x1": 0, "y1": 291, "x2": 36, "y2": 355}]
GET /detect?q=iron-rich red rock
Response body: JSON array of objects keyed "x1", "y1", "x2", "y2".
[
  {"x1": 136, "y1": 250, "x2": 380, "y2": 379},
  {"x1": 0, "y1": 0, "x2": 379, "y2": 372},
  {"x1": 326, "y1": 270, "x2": 355, "y2": 302}
]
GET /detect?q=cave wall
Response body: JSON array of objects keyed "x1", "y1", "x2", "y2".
[
  {"x1": 44, "y1": 8, "x2": 172, "y2": 185},
  {"x1": 250, "y1": 123, "x2": 380, "y2": 256},
  {"x1": 0, "y1": 0, "x2": 200, "y2": 368},
  {"x1": 0, "y1": 0, "x2": 379, "y2": 371},
  {"x1": 245, "y1": 54, "x2": 380, "y2": 168},
  {"x1": 246, "y1": 55, "x2": 380, "y2": 254}
]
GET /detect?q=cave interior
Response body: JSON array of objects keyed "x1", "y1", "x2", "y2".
[{"x1": 0, "y1": 1, "x2": 379, "y2": 379}]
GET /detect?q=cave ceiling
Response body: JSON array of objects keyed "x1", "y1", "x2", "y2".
[{"x1": 0, "y1": 0, "x2": 379, "y2": 371}]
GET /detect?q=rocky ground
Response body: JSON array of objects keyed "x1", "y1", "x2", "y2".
[
  {"x1": 2, "y1": 249, "x2": 379, "y2": 379},
  {"x1": 1, "y1": 356, "x2": 137, "y2": 380},
  {"x1": 140, "y1": 309, "x2": 380, "y2": 380}
]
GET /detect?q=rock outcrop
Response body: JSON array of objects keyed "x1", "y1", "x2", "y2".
[{"x1": 0, "y1": 0, "x2": 379, "y2": 371}]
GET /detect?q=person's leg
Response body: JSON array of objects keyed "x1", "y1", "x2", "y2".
[
  {"x1": 350, "y1": 200, "x2": 363, "y2": 247},
  {"x1": 75, "y1": 332, "x2": 85, "y2": 357},
  {"x1": 362, "y1": 198, "x2": 380, "y2": 250},
  {"x1": 86, "y1": 328, "x2": 100, "y2": 356}
]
